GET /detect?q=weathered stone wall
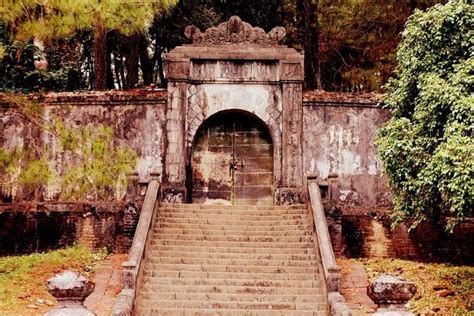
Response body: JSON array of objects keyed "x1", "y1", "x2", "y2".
[
  {"x1": 303, "y1": 91, "x2": 391, "y2": 208},
  {"x1": 0, "y1": 202, "x2": 135, "y2": 255},
  {"x1": 0, "y1": 90, "x2": 166, "y2": 202},
  {"x1": 1, "y1": 89, "x2": 473, "y2": 264}
]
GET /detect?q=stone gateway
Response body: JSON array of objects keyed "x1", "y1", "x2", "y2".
[{"x1": 163, "y1": 16, "x2": 305, "y2": 205}]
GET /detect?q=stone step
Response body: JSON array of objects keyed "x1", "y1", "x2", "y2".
[
  {"x1": 154, "y1": 217, "x2": 311, "y2": 226},
  {"x1": 153, "y1": 234, "x2": 314, "y2": 243},
  {"x1": 157, "y1": 213, "x2": 307, "y2": 221},
  {"x1": 148, "y1": 250, "x2": 318, "y2": 261},
  {"x1": 147, "y1": 256, "x2": 317, "y2": 267},
  {"x1": 140, "y1": 277, "x2": 321, "y2": 288},
  {"x1": 134, "y1": 308, "x2": 325, "y2": 316},
  {"x1": 143, "y1": 263, "x2": 318, "y2": 274},
  {"x1": 142, "y1": 270, "x2": 319, "y2": 281},
  {"x1": 154, "y1": 223, "x2": 313, "y2": 232},
  {"x1": 134, "y1": 299, "x2": 326, "y2": 310},
  {"x1": 153, "y1": 228, "x2": 313, "y2": 237},
  {"x1": 149, "y1": 245, "x2": 316, "y2": 255},
  {"x1": 139, "y1": 284, "x2": 323, "y2": 295},
  {"x1": 159, "y1": 208, "x2": 307, "y2": 216},
  {"x1": 149, "y1": 239, "x2": 314, "y2": 249},
  {"x1": 159, "y1": 203, "x2": 306, "y2": 210},
  {"x1": 137, "y1": 292, "x2": 324, "y2": 303},
  {"x1": 135, "y1": 202, "x2": 326, "y2": 314}
]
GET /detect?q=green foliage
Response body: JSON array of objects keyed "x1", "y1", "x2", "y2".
[
  {"x1": 1, "y1": 96, "x2": 138, "y2": 201},
  {"x1": 55, "y1": 121, "x2": 138, "y2": 200},
  {"x1": 0, "y1": 0, "x2": 177, "y2": 41},
  {"x1": 376, "y1": 1, "x2": 474, "y2": 231},
  {"x1": 0, "y1": 0, "x2": 446, "y2": 92},
  {"x1": 0, "y1": 25, "x2": 84, "y2": 92},
  {"x1": 318, "y1": 0, "x2": 444, "y2": 92},
  {"x1": 0, "y1": 0, "x2": 177, "y2": 92},
  {"x1": 0, "y1": 147, "x2": 18, "y2": 174},
  {"x1": 18, "y1": 158, "x2": 52, "y2": 186}
]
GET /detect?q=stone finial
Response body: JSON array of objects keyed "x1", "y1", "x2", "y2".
[
  {"x1": 184, "y1": 16, "x2": 286, "y2": 46},
  {"x1": 44, "y1": 271, "x2": 95, "y2": 316},
  {"x1": 367, "y1": 274, "x2": 417, "y2": 315}
]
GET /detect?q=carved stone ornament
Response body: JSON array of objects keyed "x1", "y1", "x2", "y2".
[{"x1": 184, "y1": 16, "x2": 286, "y2": 46}]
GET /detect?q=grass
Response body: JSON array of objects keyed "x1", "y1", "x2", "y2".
[
  {"x1": 0, "y1": 245, "x2": 107, "y2": 314},
  {"x1": 357, "y1": 258, "x2": 474, "y2": 315}
]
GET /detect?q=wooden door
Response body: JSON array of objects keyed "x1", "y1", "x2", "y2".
[{"x1": 192, "y1": 112, "x2": 273, "y2": 205}]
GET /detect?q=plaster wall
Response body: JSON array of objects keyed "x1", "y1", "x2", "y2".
[
  {"x1": 0, "y1": 91, "x2": 166, "y2": 202},
  {"x1": 303, "y1": 95, "x2": 391, "y2": 208}
]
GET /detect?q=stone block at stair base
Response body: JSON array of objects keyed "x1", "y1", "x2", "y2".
[
  {"x1": 373, "y1": 308, "x2": 414, "y2": 316},
  {"x1": 275, "y1": 187, "x2": 306, "y2": 205},
  {"x1": 111, "y1": 289, "x2": 134, "y2": 316},
  {"x1": 160, "y1": 184, "x2": 186, "y2": 203},
  {"x1": 44, "y1": 271, "x2": 95, "y2": 316},
  {"x1": 328, "y1": 292, "x2": 351, "y2": 316},
  {"x1": 367, "y1": 274, "x2": 416, "y2": 315}
]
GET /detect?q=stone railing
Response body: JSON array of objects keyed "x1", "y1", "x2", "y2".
[
  {"x1": 111, "y1": 180, "x2": 159, "y2": 316},
  {"x1": 307, "y1": 175, "x2": 351, "y2": 316}
]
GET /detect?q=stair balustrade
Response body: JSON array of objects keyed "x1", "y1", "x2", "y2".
[
  {"x1": 307, "y1": 175, "x2": 351, "y2": 316},
  {"x1": 111, "y1": 180, "x2": 160, "y2": 316}
]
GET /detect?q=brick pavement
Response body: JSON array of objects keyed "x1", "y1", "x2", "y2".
[
  {"x1": 338, "y1": 258, "x2": 378, "y2": 315},
  {"x1": 85, "y1": 254, "x2": 127, "y2": 316}
]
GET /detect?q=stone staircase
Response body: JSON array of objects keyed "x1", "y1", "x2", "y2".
[{"x1": 134, "y1": 203, "x2": 328, "y2": 315}]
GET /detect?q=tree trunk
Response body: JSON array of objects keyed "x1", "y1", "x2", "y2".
[
  {"x1": 93, "y1": 20, "x2": 107, "y2": 90},
  {"x1": 139, "y1": 35, "x2": 154, "y2": 86},
  {"x1": 106, "y1": 44, "x2": 115, "y2": 89},
  {"x1": 301, "y1": 0, "x2": 321, "y2": 90},
  {"x1": 123, "y1": 34, "x2": 140, "y2": 89},
  {"x1": 154, "y1": 41, "x2": 166, "y2": 87},
  {"x1": 113, "y1": 52, "x2": 123, "y2": 90}
]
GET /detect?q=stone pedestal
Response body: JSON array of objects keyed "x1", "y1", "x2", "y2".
[
  {"x1": 367, "y1": 274, "x2": 417, "y2": 316},
  {"x1": 44, "y1": 271, "x2": 95, "y2": 316}
]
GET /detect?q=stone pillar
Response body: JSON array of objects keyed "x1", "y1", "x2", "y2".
[
  {"x1": 163, "y1": 58, "x2": 190, "y2": 203},
  {"x1": 277, "y1": 60, "x2": 305, "y2": 204}
]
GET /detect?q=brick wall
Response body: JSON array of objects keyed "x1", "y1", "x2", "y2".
[
  {"x1": 0, "y1": 201, "x2": 142, "y2": 255},
  {"x1": 339, "y1": 208, "x2": 474, "y2": 264}
]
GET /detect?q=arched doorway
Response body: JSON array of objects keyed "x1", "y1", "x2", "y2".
[{"x1": 190, "y1": 111, "x2": 274, "y2": 205}]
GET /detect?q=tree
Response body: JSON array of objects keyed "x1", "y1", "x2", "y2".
[
  {"x1": 376, "y1": 1, "x2": 473, "y2": 231},
  {"x1": 0, "y1": 0, "x2": 177, "y2": 90},
  {"x1": 317, "y1": 0, "x2": 445, "y2": 92},
  {"x1": 299, "y1": 0, "x2": 321, "y2": 89}
]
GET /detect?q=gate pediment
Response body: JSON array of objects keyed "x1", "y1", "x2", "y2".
[{"x1": 184, "y1": 15, "x2": 286, "y2": 47}]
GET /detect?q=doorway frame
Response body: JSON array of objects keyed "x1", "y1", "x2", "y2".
[{"x1": 188, "y1": 109, "x2": 275, "y2": 205}]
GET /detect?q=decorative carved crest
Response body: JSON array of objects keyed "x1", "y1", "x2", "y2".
[{"x1": 184, "y1": 16, "x2": 286, "y2": 47}]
